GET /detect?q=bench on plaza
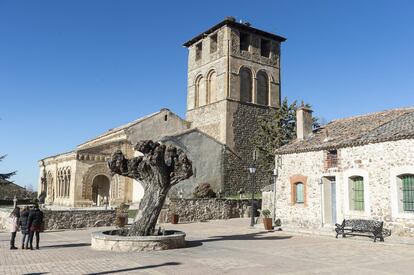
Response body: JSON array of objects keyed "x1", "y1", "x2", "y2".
[{"x1": 335, "y1": 219, "x2": 391, "y2": 242}]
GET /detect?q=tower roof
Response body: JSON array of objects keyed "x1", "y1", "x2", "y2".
[{"x1": 183, "y1": 17, "x2": 287, "y2": 47}]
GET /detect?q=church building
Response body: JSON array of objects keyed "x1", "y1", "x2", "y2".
[{"x1": 38, "y1": 17, "x2": 286, "y2": 207}]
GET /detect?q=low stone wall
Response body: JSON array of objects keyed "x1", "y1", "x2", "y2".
[
  {"x1": 43, "y1": 209, "x2": 116, "y2": 230},
  {"x1": 159, "y1": 198, "x2": 261, "y2": 223}
]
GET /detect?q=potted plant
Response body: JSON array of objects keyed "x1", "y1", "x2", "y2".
[
  {"x1": 115, "y1": 203, "x2": 129, "y2": 228},
  {"x1": 262, "y1": 209, "x2": 273, "y2": 230},
  {"x1": 171, "y1": 213, "x2": 179, "y2": 224}
]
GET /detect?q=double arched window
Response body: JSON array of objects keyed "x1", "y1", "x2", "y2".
[
  {"x1": 194, "y1": 69, "x2": 217, "y2": 108},
  {"x1": 239, "y1": 68, "x2": 253, "y2": 103},
  {"x1": 239, "y1": 67, "x2": 270, "y2": 105}
]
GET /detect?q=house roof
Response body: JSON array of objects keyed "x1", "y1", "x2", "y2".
[
  {"x1": 183, "y1": 17, "x2": 286, "y2": 47},
  {"x1": 276, "y1": 107, "x2": 414, "y2": 155}
]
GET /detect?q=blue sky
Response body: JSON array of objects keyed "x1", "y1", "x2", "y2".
[{"x1": 1, "y1": 0, "x2": 414, "y2": 189}]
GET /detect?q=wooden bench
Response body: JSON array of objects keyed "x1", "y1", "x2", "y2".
[{"x1": 335, "y1": 219, "x2": 391, "y2": 242}]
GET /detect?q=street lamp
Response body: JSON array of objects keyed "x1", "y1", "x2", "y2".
[{"x1": 248, "y1": 164, "x2": 256, "y2": 227}]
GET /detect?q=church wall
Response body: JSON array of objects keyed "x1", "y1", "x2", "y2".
[
  {"x1": 162, "y1": 130, "x2": 225, "y2": 199},
  {"x1": 223, "y1": 100, "x2": 276, "y2": 195},
  {"x1": 186, "y1": 100, "x2": 227, "y2": 144},
  {"x1": 126, "y1": 109, "x2": 190, "y2": 145}
]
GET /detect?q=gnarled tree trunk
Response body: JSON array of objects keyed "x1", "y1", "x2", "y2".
[{"x1": 108, "y1": 140, "x2": 192, "y2": 236}]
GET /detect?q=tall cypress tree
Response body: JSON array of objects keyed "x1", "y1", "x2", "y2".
[{"x1": 254, "y1": 98, "x2": 318, "y2": 172}]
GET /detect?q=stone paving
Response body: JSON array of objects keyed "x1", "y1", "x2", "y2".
[{"x1": 1, "y1": 218, "x2": 414, "y2": 274}]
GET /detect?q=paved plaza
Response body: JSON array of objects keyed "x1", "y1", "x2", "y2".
[{"x1": 1, "y1": 218, "x2": 414, "y2": 275}]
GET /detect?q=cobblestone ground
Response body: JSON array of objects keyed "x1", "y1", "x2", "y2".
[{"x1": 1, "y1": 218, "x2": 414, "y2": 275}]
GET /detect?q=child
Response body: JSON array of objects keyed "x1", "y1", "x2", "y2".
[{"x1": 9, "y1": 206, "x2": 20, "y2": 250}]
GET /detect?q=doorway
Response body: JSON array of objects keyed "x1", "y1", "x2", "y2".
[
  {"x1": 322, "y1": 176, "x2": 337, "y2": 225},
  {"x1": 92, "y1": 175, "x2": 110, "y2": 206}
]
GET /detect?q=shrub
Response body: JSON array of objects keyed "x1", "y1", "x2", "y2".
[
  {"x1": 262, "y1": 209, "x2": 271, "y2": 218},
  {"x1": 193, "y1": 183, "x2": 216, "y2": 198}
]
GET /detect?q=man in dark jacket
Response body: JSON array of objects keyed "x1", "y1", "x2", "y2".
[
  {"x1": 19, "y1": 206, "x2": 30, "y2": 249},
  {"x1": 27, "y1": 203, "x2": 44, "y2": 250}
]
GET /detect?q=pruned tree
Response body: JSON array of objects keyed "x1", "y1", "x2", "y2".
[
  {"x1": 0, "y1": 154, "x2": 16, "y2": 180},
  {"x1": 108, "y1": 140, "x2": 193, "y2": 236}
]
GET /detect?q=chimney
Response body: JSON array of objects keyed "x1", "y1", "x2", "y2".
[{"x1": 296, "y1": 106, "x2": 313, "y2": 140}]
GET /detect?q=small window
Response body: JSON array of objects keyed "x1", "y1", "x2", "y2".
[
  {"x1": 210, "y1": 33, "x2": 217, "y2": 53},
  {"x1": 195, "y1": 42, "x2": 202, "y2": 61},
  {"x1": 260, "y1": 39, "x2": 270, "y2": 58},
  {"x1": 239, "y1": 32, "x2": 250, "y2": 52},
  {"x1": 164, "y1": 115, "x2": 168, "y2": 121},
  {"x1": 295, "y1": 183, "x2": 304, "y2": 204},
  {"x1": 401, "y1": 175, "x2": 414, "y2": 212},
  {"x1": 325, "y1": 150, "x2": 338, "y2": 169},
  {"x1": 350, "y1": 176, "x2": 364, "y2": 211}
]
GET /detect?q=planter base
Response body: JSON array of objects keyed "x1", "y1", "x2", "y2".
[{"x1": 91, "y1": 229, "x2": 186, "y2": 252}]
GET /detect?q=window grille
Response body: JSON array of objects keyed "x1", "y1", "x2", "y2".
[
  {"x1": 352, "y1": 177, "x2": 364, "y2": 211},
  {"x1": 402, "y1": 175, "x2": 414, "y2": 212}
]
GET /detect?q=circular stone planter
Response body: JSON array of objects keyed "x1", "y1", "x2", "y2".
[{"x1": 91, "y1": 229, "x2": 186, "y2": 252}]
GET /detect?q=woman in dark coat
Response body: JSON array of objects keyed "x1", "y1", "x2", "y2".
[
  {"x1": 19, "y1": 206, "x2": 30, "y2": 249},
  {"x1": 28, "y1": 203, "x2": 44, "y2": 250}
]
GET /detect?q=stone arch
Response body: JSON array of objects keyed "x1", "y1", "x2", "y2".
[
  {"x1": 256, "y1": 70, "x2": 269, "y2": 106},
  {"x1": 92, "y1": 174, "x2": 111, "y2": 206},
  {"x1": 82, "y1": 163, "x2": 112, "y2": 201},
  {"x1": 206, "y1": 69, "x2": 217, "y2": 104},
  {"x1": 194, "y1": 74, "x2": 205, "y2": 108},
  {"x1": 239, "y1": 66, "x2": 253, "y2": 103}
]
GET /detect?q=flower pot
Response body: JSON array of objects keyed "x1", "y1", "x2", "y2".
[
  {"x1": 171, "y1": 214, "x2": 179, "y2": 224},
  {"x1": 263, "y1": 217, "x2": 273, "y2": 230},
  {"x1": 116, "y1": 216, "x2": 127, "y2": 228}
]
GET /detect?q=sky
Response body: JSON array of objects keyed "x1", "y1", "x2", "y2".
[{"x1": 1, "y1": 0, "x2": 414, "y2": 190}]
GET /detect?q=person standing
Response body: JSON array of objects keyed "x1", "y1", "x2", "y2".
[
  {"x1": 9, "y1": 206, "x2": 20, "y2": 250},
  {"x1": 28, "y1": 203, "x2": 43, "y2": 250},
  {"x1": 19, "y1": 206, "x2": 30, "y2": 249}
]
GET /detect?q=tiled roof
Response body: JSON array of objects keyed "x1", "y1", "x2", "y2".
[{"x1": 276, "y1": 107, "x2": 414, "y2": 154}]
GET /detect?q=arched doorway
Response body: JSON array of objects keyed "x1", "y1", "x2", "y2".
[{"x1": 92, "y1": 175, "x2": 110, "y2": 206}]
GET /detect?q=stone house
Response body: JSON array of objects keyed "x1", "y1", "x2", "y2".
[
  {"x1": 263, "y1": 107, "x2": 414, "y2": 237},
  {"x1": 38, "y1": 17, "x2": 286, "y2": 207}
]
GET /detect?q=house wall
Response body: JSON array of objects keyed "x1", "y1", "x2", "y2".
[{"x1": 264, "y1": 139, "x2": 414, "y2": 237}]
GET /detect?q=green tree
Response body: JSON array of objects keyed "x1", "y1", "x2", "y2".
[
  {"x1": 0, "y1": 154, "x2": 16, "y2": 180},
  {"x1": 254, "y1": 98, "x2": 317, "y2": 171}
]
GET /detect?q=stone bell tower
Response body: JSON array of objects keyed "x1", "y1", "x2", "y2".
[
  {"x1": 183, "y1": 17, "x2": 286, "y2": 193},
  {"x1": 184, "y1": 17, "x2": 286, "y2": 150}
]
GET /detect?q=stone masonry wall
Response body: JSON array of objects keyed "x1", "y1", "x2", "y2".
[
  {"x1": 224, "y1": 101, "x2": 276, "y2": 195},
  {"x1": 43, "y1": 209, "x2": 116, "y2": 230},
  {"x1": 264, "y1": 139, "x2": 414, "y2": 237},
  {"x1": 161, "y1": 198, "x2": 261, "y2": 223}
]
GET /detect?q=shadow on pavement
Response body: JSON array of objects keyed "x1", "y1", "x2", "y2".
[
  {"x1": 41, "y1": 242, "x2": 91, "y2": 249},
  {"x1": 185, "y1": 231, "x2": 292, "y2": 248},
  {"x1": 23, "y1": 273, "x2": 49, "y2": 275},
  {"x1": 85, "y1": 262, "x2": 181, "y2": 275}
]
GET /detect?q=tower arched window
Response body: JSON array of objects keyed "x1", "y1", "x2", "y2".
[
  {"x1": 239, "y1": 67, "x2": 252, "y2": 103},
  {"x1": 257, "y1": 71, "x2": 269, "y2": 106},
  {"x1": 194, "y1": 75, "x2": 205, "y2": 108},
  {"x1": 207, "y1": 70, "x2": 217, "y2": 104}
]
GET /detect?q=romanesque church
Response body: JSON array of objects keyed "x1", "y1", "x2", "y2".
[{"x1": 38, "y1": 17, "x2": 286, "y2": 207}]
